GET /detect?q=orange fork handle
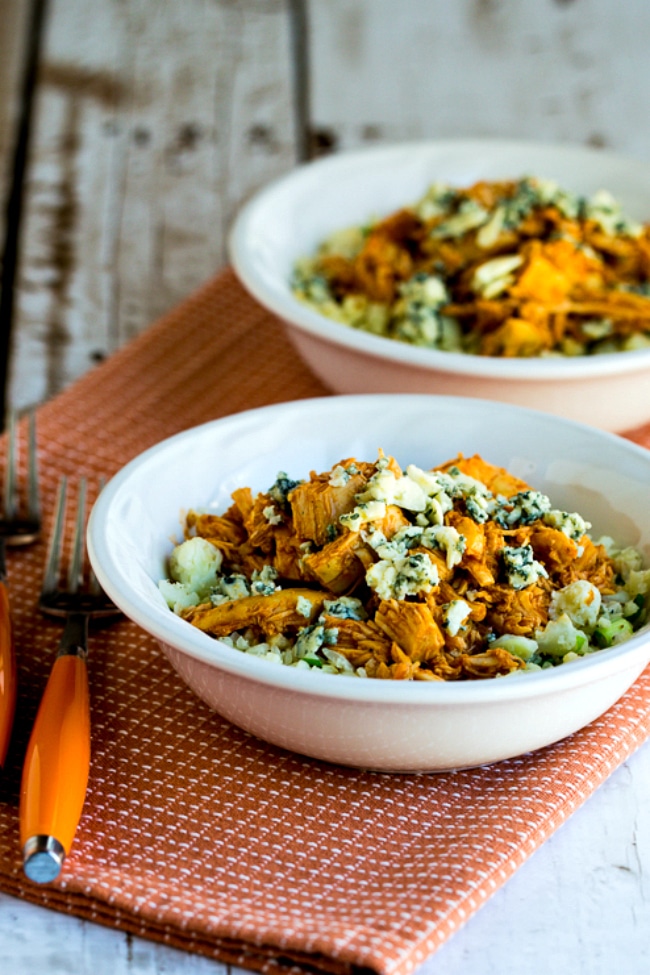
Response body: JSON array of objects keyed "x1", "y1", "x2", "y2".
[
  {"x1": 0, "y1": 581, "x2": 16, "y2": 769},
  {"x1": 19, "y1": 654, "x2": 90, "y2": 854}
]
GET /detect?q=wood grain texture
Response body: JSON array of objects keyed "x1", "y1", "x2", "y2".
[
  {"x1": 8, "y1": 0, "x2": 298, "y2": 413},
  {"x1": 307, "y1": 0, "x2": 650, "y2": 158},
  {"x1": 0, "y1": 0, "x2": 31, "y2": 243},
  {"x1": 2, "y1": 1, "x2": 650, "y2": 972}
]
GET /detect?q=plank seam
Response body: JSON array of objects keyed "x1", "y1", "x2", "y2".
[{"x1": 0, "y1": 0, "x2": 49, "y2": 427}]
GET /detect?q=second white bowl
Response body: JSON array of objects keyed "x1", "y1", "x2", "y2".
[{"x1": 229, "y1": 139, "x2": 650, "y2": 432}]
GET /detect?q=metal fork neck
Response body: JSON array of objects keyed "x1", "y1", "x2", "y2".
[{"x1": 56, "y1": 612, "x2": 89, "y2": 660}]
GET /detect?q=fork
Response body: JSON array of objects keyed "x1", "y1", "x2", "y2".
[
  {"x1": 19, "y1": 477, "x2": 120, "y2": 884},
  {"x1": 0, "y1": 411, "x2": 40, "y2": 768}
]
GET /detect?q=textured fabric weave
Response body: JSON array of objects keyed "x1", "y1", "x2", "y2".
[{"x1": 1, "y1": 268, "x2": 650, "y2": 975}]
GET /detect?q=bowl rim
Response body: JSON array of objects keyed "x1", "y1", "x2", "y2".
[
  {"x1": 228, "y1": 137, "x2": 650, "y2": 382},
  {"x1": 87, "y1": 393, "x2": 650, "y2": 708}
]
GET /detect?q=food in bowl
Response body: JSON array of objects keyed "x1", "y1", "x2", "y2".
[
  {"x1": 159, "y1": 449, "x2": 648, "y2": 681},
  {"x1": 291, "y1": 176, "x2": 650, "y2": 359},
  {"x1": 229, "y1": 141, "x2": 650, "y2": 430},
  {"x1": 88, "y1": 395, "x2": 650, "y2": 769}
]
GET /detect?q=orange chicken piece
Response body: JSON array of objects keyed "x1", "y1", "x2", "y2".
[
  {"x1": 438, "y1": 453, "x2": 532, "y2": 497},
  {"x1": 484, "y1": 583, "x2": 550, "y2": 637},
  {"x1": 480, "y1": 316, "x2": 553, "y2": 357},
  {"x1": 272, "y1": 525, "x2": 308, "y2": 580},
  {"x1": 186, "y1": 509, "x2": 248, "y2": 564},
  {"x1": 289, "y1": 460, "x2": 373, "y2": 547},
  {"x1": 326, "y1": 617, "x2": 394, "y2": 667},
  {"x1": 183, "y1": 588, "x2": 328, "y2": 638},
  {"x1": 529, "y1": 526, "x2": 579, "y2": 575},
  {"x1": 555, "y1": 536, "x2": 616, "y2": 593},
  {"x1": 374, "y1": 598, "x2": 446, "y2": 662},
  {"x1": 459, "y1": 647, "x2": 523, "y2": 679},
  {"x1": 230, "y1": 487, "x2": 255, "y2": 521},
  {"x1": 303, "y1": 532, "x2": 373, "y2": 595}
]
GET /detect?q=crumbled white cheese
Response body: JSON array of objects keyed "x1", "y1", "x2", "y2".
[
  {"x1": 339, "y1": 500, "x2": 387, "y2": 532},
  {"x1": 492, "y1": 490, "x2": 552, "y2": 527},
  {"x1": 328, "y1": 463, "x2": 359, "y2": 488},
  {"x1": 392, "y1": 273, "x2": 450, "y2": 346},
  {"x1": 585, "y1": 189, "x2": 642, "y2": 238},
  {"x1": 611, "y1": 546, "x2": 644, "y2": 579},
  {"x1": 471, "y1": 254, "x2": 523, "y2": 299},
  {"x1": 420, "y1": 525, "x2": 466, "y2": 568},
  {"x1": 542, "y1": 508, "x2": 591, "y2": 541},
  {"x1": 357, "y1": 468, "x2": 428, "y2": 512},
  {"x1": 212, "y1": 573, "x2": 250, "y2": 604},
  {"x1": 442, "y1": 599, "x2": 471, "y2": 636},
  {"x1": 431, "y1": 198, "x2": 490, "y2": 238},
  {"x1": 296, "y1": 595, "x2": 314, "y2": 618},
  {"x1": 366, "y1": 552, "x2": 439, "y2": 600},
  {"x1": 295, "y1": 624, "x2": 326, "y2": 658},
  {"x1": 414, "y1": 182, "x2": 457, "y2": 221},
  {"x1": 263, "y1": 504, "x2": 283, "y2": 525},
  {"x1": 502, "y1": 544, "x2": 549, "y2": 590},
  {"x1": 321, "y1": 596, "x2": 366, "y2": 620},
  {"x1": 319, "y1": 225, "x2": 366, "y2": 259},
  {"x1": 250, "y1": 564, "x2": 279, "y2": 596},
  {"x1": 625, "y1": 568, "x2": 650, "y2": 600}
]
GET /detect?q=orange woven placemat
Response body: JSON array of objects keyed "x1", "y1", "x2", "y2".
[{"x1": 1, "y1": 268, "x2": 650, "y2": 975}]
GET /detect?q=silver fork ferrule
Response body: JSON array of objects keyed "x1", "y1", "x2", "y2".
[
  {"x1": 23, "y1": 835, "x2": 65, "y2": 884},
  {"x1": 56, "y1": 612, "x2": 89, "y2": 659}
]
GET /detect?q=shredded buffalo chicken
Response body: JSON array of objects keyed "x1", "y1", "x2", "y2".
[
  {"x1": 165, "y1": 452, "x2": 629, "y2": 681},
  {"x1": 291, "y1": 177, "x2": 650, "y2": 358}
]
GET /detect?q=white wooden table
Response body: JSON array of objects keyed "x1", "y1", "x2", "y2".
[{"x1": 1, "y1": 1, "x2": 649, "y2": 971}]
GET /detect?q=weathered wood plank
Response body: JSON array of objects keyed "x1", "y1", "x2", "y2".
[
  {"x1": 8, "y1": 0, "x2": 298, "y2": 412},
  {"x1": 0, "y1": 0, "x2": 32, "y2": 247},
  {"x1": 307, "y1": 0, "x2": 650, "y2": 160},
  {"x1": 0, "y1": 891, "x2": 232, "y2": 973},
  {"x1": 0, "y1": 0, "x2": 35, "y2": 419}
]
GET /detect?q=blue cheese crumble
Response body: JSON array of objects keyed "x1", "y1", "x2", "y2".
[
  {"x1": 502, "y1": 545, "x2": 549, "y2": 590},
  {"x1": 442, "y1": 599, "x2": 472, "y2": 636},
  {"x1": 291, "y1": 175, "x2": 650, "y2": 358},
  {"x1": 162, "y1": 451, "x2": 649, "y2": 680},
  {"x1": 328, "y1": 463, "x2": 359, "y2": 487},
  {"x1": 366, "y1": 552, "x2": 439, "y2": 600}
]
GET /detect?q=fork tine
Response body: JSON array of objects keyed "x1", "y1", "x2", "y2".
[
  {"x1": 3, "y1": 410, "x2": 17, "y2": 520},
  {"x1": 42, "y1": 478, "x2": 67, "y2": 596},
  {"x1": 67, "y1": 478, "x2": 87, "y2": 594},
  {"x1": 26, "y1": 412, "x2": 40, "y2": 521}
]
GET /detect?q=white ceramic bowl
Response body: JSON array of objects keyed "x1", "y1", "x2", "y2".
[
  {"x1": 87, "y1": 395, "x2": 650, "y2": 772},
  {"x1": 229, "y1": 139, "x2": 650, "y2": 433}
]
